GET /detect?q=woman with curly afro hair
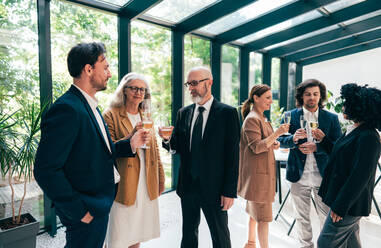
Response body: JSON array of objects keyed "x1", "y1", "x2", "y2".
[{"x1": 315, "y1": 83, "x2": 381, "y2": 248}]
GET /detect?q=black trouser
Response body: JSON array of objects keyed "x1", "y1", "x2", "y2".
[
  {"x1": 56, "y1": 208, "x2": 109, "y2": 248},
  {"x1": 180, "y1": 179, "x2": 231, "y2": 248}
]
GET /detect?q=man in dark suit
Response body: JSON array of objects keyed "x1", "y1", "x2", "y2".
[
  {"x1": 34, "y1": 42, "x2": 148, "y2": 248},
  {"x1": 159, "y1": 67, "x2": 240, "y2": 248},
  {"x1": 278, "y1": 79, "x2": 341, "y2": 248}
]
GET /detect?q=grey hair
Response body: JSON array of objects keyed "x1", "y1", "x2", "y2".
[
  {"x1": 187, "y1": 66, "x2": 213, "y2": 80},
  {"x1": 108, "y1": 72, "x2": 150, "y2": 108}
]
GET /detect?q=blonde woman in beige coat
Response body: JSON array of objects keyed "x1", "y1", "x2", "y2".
[
  {"x1": 103, "y1": 73, "x2": 165, "y2": 248},
  {"x1": 238, "y1": 84, "x2": 289, "y2": 248}
]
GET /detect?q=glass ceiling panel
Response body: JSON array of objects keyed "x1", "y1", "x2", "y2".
[
  {"x1": 95, "y1": 0, "x2": 132, "y2": 7},
  {"x1": 263, "y1": 25, "x2": 339, "y2": 52},
  {"x1": 343, "y1": 9, "x2": 381, "y2": 25},
  {"x1": 324, "y1": 0, "x2": 365, "y2": 13},
  {"x1": 198, "y1": 0, "x2": 296, "y2": 35},
  {"x1": 237, "y1": 10, "x2": 322, "y2": 44},
  {"x1": 145, "y1": 0, "x2": 218, "y2": 24}
]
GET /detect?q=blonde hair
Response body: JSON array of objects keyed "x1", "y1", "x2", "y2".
[
  {"x1": 241, "y1": 84, "x2": 271, "y2": 120},
  {"x1": 109, "y1": 72, "x2": 151, "y2": 108}
]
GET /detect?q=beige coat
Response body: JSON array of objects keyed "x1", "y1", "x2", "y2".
[
  {"x1": 103, "y1": 107, "x2": 165, "y2": 206},
  {"x1": 238, "y1": 111, "x2": 276, "y2": 203}
]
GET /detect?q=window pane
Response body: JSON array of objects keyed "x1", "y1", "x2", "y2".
[
  {"x1": 131, "y1": 21, "x2": 173, "y2": 189},
  {"x1": 145, "y1": 0, "x2": 218, "y2": 24},
  {"x1": 184, "y1": 35, "x2": 211, "y2": 106},
  {"x1": 249, "y1": 52, "x2": 262, "y2": 91},
  {"x1": 51, "y1": 0, "x2": 118, "y2": 111},
  {"x1": 271, "y1": 58, "x2": 280, "y2": 97},
  {"x1": 221, "y1": 45, "x2": 239, "y2": 107},
  {"x1": 0, "y1": 0, "x2": 44, "y2": 228},
  {"x1": 237, "y1": 10, "x2": 322, "y2": 44},
  {"x1": 199, "y1": 0, "x2": 296, "y2": 35}
]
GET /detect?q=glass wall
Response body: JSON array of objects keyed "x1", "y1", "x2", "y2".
[
  {"x1": 271, "y1": 58, "x2": 281, "y2": 124},
  {"x1": 249, "y1": 52, "x2": 263, "y2": 90},
  {"x1": 221, "y1": 45, "x2": 239, "y2": 107},
  {"x1": 131, "y1": 20, "x2": 173, "y2": 189},
  {"x1": 183, "y1": 35, "x2": 211, "y2": 106},
  {"x1": 0, "y1": 0, "x2": 44, "y2": 227},
  {"x1": 50, "y1": 0, "x2": 118, "y2": 110}
]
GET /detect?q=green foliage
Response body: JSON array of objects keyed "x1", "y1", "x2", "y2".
[
  {"x1": 270, "y1": 100, "x2": 284, "y2": 129},
  {"x1": 326, "y1": 90, "x2": 351, "y2": 132}
]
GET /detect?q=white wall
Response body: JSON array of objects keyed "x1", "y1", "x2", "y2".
[{"x1": 303, "y1": 46, "x2": 381, "y2": 97}]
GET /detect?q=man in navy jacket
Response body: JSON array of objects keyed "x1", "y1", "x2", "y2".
[
  {"x1": 278, "y1": 79, "x2": 341, "y2": 248},
  {"x1": 34, "y1": 42, "x2": 148, "y2": 248}
]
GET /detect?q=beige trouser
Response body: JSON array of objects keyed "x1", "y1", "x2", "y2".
[{"x1": 290, "y1": 182, "x2": 329, "y2": 248}]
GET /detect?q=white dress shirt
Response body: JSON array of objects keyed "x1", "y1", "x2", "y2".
[
  {"x1": 298, "y1": 107, "x2": 321, "y2": 187},
  {"x1": 73, "y1": 84, "x2": 120, "y2": 183},
  {"x1": 189, "y1": 96, "x2": 214, "y2": 149}
]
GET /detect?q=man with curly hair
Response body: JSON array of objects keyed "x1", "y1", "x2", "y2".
[{"x1": 278, "y1": 79, "x2": 342, "y2": 248}]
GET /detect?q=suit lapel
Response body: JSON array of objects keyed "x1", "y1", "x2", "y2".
[
  {"x1": 295, "y1": 108, "x2": 303, "y2": 128},
  {"x1": 186, "y1": 105, "x2": 195, "y2": 152},
  {"x1": 318, "y1": 108, "x2": 329, "y2": 134},
  {"x1": 70, "y1": 86, "x2": 111, "y2": 154}
]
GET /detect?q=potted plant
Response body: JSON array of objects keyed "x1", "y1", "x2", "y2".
[{"x1": 0, "y1": 102, "x2": 44, "y2": 248}]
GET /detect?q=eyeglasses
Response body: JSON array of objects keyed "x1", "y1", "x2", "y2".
[
  {"x1": 125, "y1": 86, "x2": 147, "y2": 94},
  {"x1": 184, "y1": 78, "x2": 209, "y2": 87}
]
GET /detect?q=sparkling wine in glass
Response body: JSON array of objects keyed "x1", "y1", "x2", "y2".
[
  {"x1": 161, "y1": 118, "x2": 175, "y2": 154},
  {"x1": 309, "y1": 119, "x2": 319, "y2": 142},
  {"x1": 282, "y1": 111, "x2": 291, "y2": 135}
]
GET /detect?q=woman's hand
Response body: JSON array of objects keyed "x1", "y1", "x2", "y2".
[
  {"x1": 312, "y1": 128, "x2": 325, "y2": 142},
  {"x1": 275, "y1": 123, "x2": 290, "y2": 137},
  {"x1": 272, "y1": 141, "x2": 280, "y2": 150},
  {"x1": 133, "y1": 122, "x2": 143, "y2": 134},
  {"x1": 330, "y1": 210, "x2": 343, "y2": 223}
]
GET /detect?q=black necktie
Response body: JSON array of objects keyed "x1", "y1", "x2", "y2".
[{"x1": 190, "y1": 106, "x2": 205, "y2": 179}]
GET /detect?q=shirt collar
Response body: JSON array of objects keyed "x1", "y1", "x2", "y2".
[
  {"x1": 73, "y1": 84, "x2": 99, "y2": 110},
  {"x1": 196, "y1": 96, "x2": 214, "y2": 113},
  {"x1": 302, "y1": 106, "x2": 319, "y2": 119}
]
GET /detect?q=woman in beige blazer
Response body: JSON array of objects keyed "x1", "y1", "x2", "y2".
[
  {"x1": 238, "y1": 84, "x2": 289, "y2": 248},
  {"x1": 103, "y1": 73, "x2": 165, "y2": 248}
]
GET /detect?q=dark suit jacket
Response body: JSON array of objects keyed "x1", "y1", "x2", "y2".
[
  {"x1": 165, "y1": 99, "x2": 240, "y2": 202},
  {"x1": 278, "y1": 108, "x2": 342, "y2": 183},
  {"x1": 318, "y1": 124, "x2": 381, "y2": 217},
  {"x1": 34, "y1": 85, "x2": 135, "y2": 222}
]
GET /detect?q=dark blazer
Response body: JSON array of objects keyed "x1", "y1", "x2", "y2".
[
  {"x1": 34, "y1": 85, "x2": 135, "y2": 222},
  {"x1": 165, "y1": 99, "x2": 240, "y2": 202},
  {"x1": 278, "y1": 108, "x2": 341, "y2": 183},
  {"x1": 318, "y1": 124, "x2": 381, "y2": 217}
]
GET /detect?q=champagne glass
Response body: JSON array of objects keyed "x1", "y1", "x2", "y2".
[
  {"x1": 300, "y1": 115, "x2": 308, "y2": 130},
  {"x1": 161, "y1": 118, "x2": 175, "y2": 154},
  {"x1": 141, "y1": 99, "x2": 152, "y2": 149},
  {"x1": 309, "y1": 117, "x2": 319, "y2": 142},
  {"x1": 282, "y1": 111, "x2": 291, "y2": 135}
]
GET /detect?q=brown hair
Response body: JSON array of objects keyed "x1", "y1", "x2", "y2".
[
  {"x1": 295, "y1": 79, "x2": 327, "y2": 108},
  {"x1": 241, "y1": 84, "x2": 271, "y2": 119}
]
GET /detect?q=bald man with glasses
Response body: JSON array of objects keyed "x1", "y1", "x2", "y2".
[{"x1": 159, "y1": 66, "x2": 240, "y2": 248}]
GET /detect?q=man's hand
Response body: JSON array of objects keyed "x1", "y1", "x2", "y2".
[
  {"x1": 130, "y1": 129, "x2": 150, "y2": 151},
  {"x1": 299, "y1": 141, "x2": 317, "y2": 154},
  {"x1": 330, "y1": 210, "x2": 342, "y2": 223},
  {"x1": 312, "y1": 128, "x2": 326, "y2": 142},
  {"x1": 81, "y1": 211, "x2": 93, "y2": 224},
  {"x1": 272, "y1": 141, "x2": 280, "y2": 150},
  {"x1": 293, "y1": 128, "x2": 307, "y2": 143},
  {"x1": 221, "y1": 196, "x2": 234, "y2": 211}
]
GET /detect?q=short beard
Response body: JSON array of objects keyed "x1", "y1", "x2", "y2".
[{"x1": 191, "y1": 95, "x2": 202, "y2": 104}]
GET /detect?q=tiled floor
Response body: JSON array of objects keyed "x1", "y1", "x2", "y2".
[{"x1": 37, "y1": 168, "x2": 381, "y2": 247}]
